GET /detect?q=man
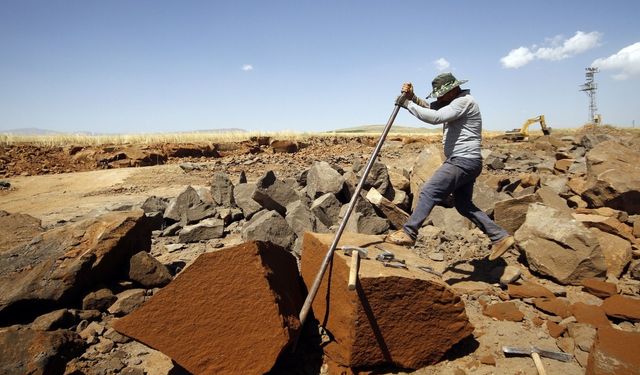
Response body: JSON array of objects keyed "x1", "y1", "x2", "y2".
[{"x1": 385, "y1": 72, "x2": 514, "y2": 261}]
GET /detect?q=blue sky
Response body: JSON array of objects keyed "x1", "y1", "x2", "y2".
[{"x1": 1, "y1": 0, "x2": 639, "y2": 134}]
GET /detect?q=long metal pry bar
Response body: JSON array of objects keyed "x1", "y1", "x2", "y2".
[{"x1": 297, "y1": 102, "x2": 402, "y2": 329}]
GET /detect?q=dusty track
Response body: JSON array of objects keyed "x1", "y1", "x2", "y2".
[{"x1": 0, "y1": 165, "x2": 203, "y2": 227}]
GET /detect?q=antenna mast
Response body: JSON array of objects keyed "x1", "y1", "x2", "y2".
[{"x1": 580, "y1": 67, "x2": 599, "y2": 124}]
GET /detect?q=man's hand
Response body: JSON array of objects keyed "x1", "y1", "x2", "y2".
[
  {"x1": 401, "y1": 82, "x2": 414, "y2": 97},
  {"x1": 398, "y1": 82, "x2": 417, "y2": 107}
]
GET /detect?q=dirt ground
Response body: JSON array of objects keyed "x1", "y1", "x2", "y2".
[
  {"x1": 0, "y1": 136, "x2": 389, "y2": 226},
  {"x1": 1, "y1": 131, "x2": 637, "y2": 375},
  {"x1": 0, "y1": 135, "x2": 440, "y2": 227}
]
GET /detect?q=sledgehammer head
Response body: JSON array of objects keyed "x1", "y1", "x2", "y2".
[
  {"x1": 338, "y1": 246, "x2": 368, "y2": 258},
  {"x1": 502, "y1": 346, "x2": 572, "y2": 362}
]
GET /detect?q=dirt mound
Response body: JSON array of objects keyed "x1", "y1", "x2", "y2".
[
  {"x1": 0, "y1": 137, "x2": 384, "y2": 178},
  {"x1": 575, "y1": 124, "x2": 633, "y2": 138}
]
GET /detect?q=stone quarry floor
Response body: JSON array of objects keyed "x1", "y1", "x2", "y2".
[{"x1": 1, "y1": 133, "x2": 638, "y2": 374}]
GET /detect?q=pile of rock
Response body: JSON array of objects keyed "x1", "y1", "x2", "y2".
[
  {"x1": 471, "y1": 132, "x2": 640, "y2": 373},
  {"x1": 143, "y1": 159, "x2": 419, "y2": 258},
  {"x1": 0, "y1": 209, "x2": 176, "y2": 373},
  {"x1": 489, "y1": 279, "x2": 640, "y2": 373},
  {"x1": 469, "y1": 134, "x2": 640, "y2": 287}
]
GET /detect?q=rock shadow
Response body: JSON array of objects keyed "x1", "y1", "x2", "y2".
[
  {"x1": 444, "y1": 257, "x2": 507, "y2": 285},
  {"x1": 441, "y1": 334, "x2": 481, "y2": 361},
  {"x1": 269, "y1": 266, "x2": 325, "y2": 374},
  {"x1": 269, "y1": 315, "x2": 324, "y2": 375}
]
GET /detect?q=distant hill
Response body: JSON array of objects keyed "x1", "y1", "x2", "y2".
[
  {"x1": 0, "y1": 127, "x2": 247, "y2": 136},
  {"x1": 0, "y1": 127, "x2": 66, "y2": 135},
  {"x1": 330, "y1": 124, "x2": 439, "y2": 134}
]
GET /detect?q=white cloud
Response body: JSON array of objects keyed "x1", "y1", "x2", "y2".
[
  {"x1": 501, "y1": 47, "x2": 535, "y2": 69},
  {"x1": 434, "y1": 58, "x2": 450, "y2": 71},
  {"x1": 592, "y1": 42, "x2": 640, "y2": 80},
  {"x1": 242, "y1": 64, "x2": 254, "y2": 71},
  {"x1": 501, "y1": 31, "x2": 602, "y2": 69}
]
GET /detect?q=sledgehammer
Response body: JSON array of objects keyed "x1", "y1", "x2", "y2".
[
  {"x1": 339, "y1": 246, "x2": 369, "y2": 290},
  {"x1": 502, "y1": 346, "x2": 572, "y2": 375}
]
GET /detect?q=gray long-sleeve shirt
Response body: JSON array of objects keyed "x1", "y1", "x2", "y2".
[{"x1": 405, "y1": 90, "x2": 482, "y2": 159}]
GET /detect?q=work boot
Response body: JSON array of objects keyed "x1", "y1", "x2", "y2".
[
  {"x1": 488, "y1": 235, "x2": 515, "y2": 261},
  {"x1": 385, "y1": 230, "x2": 415, "y2": 246}
]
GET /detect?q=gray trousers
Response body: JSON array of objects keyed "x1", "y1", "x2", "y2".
[{"x1": 403, "y1": 156, "x2": 508, "y2": 242}]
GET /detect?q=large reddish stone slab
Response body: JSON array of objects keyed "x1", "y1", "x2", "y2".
[
  {"x1": 300, "y1": 232, "x2": 473, "y2": 370},
  {"x1": 114, "y1": 241, "x2": 303, "y2": 375},
  {"x1": 586, "y1": 326, "x2": 640, "y2": 374},
  {"x1": 601, "y1": 295, "x2": 640, "y2": 322},
  {"x1": 571, "y1": 302, "x2": 611, "y2": 328}
]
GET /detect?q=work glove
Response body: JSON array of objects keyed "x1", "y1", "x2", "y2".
[
  {"x1": 401, "y1": 82, "x2": 416, "y2": 101},
  {"x1": 395, "y1": 94, "x2": 410, "y2": 108}
]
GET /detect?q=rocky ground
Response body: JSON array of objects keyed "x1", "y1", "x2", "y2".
[{"x1": 1, "y1": 125, "x2": 639, "y2": 375}]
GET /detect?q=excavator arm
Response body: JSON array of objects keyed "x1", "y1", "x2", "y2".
[{"x1": 504, "y1": 115, "x2": 551, "y2": 141}]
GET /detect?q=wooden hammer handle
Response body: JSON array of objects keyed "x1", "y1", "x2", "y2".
[
  {"x1": 348, "y1": 251, "x2": 360, "y2": 291},
  {"x1": 531, "y1": 352, "x2": 547, "y2": 375}
]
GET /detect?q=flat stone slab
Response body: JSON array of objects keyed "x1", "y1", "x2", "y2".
[
  {"x1": 581, "y1": 278, "x2": 617, "y2": 299},
  {"x1": 601, "y1": 295, "x2": 640, "y2": 322},
  {"x1": 482, "y1": 301, "x2": 524, "y2": 322},
  {"x1": 507, "y1": 281, "x2": 555, "y2": 299},
  {"x1": 115, "y1": 241, "x2": 303, "y2": 375},
  {"x1": 300, "y1": 232, "x2": 473, "y2": 370}
]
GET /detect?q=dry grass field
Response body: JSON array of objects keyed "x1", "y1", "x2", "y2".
[{"x1": 0, "y1": 126, "x2": 594, "y2": 147}]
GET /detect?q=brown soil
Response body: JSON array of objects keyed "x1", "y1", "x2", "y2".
[
  {"x1": 0, "y1": 136, "x2": 411, "y2": 178},
  {"x1": 0, "y1": 137, "x2": 406, "y2": 226}
]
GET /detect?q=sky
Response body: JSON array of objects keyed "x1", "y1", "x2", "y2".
[{"x1": 1, "y1": 0, "x2": 639, "y2": 134}]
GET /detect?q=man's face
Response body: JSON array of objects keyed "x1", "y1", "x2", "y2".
[{"x1": 438, "y1": 88, "x2": 458, "y2": 103}]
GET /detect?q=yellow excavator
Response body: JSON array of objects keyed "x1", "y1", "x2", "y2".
[{"x1": 504, "y1": 115, "x2": 552, "y2": 141}]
